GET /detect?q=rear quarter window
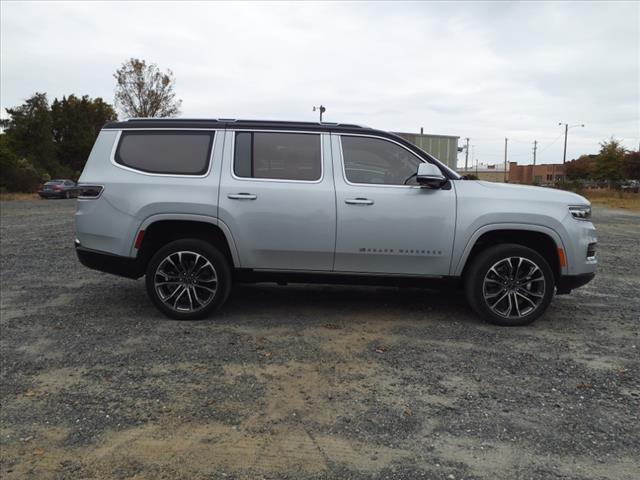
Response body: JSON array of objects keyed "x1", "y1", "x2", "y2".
[{"x1": 115, "y1": 131, "x2": 214, "y2": 175}]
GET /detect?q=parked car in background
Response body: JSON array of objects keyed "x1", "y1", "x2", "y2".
[
  {"x1": 621, "y1": 180, "x2": 639, "y2": 193},
  {"x1": 38, "y1": 179, "x2": 79, "y2": 199}
]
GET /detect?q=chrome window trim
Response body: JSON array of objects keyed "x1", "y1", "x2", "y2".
[
  {"x1": 109, "y1": 129, "x2": 219, "y2": 178},
  {"x1": 337, "y1": 133, "x2": 428, "y2": 189},
  {"x1": 229, "y1": 130, "x2": 325, "y2": 184}
]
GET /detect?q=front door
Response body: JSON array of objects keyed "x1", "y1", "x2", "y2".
[
  {"x1": 219, "y1": 130, "x2": 335, "y2": 271},
  {"x1": 332, "y1": 134, "x2": 456, "y2": 276}
]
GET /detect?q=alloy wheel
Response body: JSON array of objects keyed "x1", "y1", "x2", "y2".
[
  {"x1": 153, "y1": 251, "x2": 218, "y2": 313},
  {"x1": 482, "y1": 256, "x2": 546, "y2": 319}
]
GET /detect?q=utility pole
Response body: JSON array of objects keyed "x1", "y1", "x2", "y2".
[
  {"x1": 561, "y1": 123, "x2": 568, "y2": 164},
  {"x1": 312, "y1": 105, "x2": 326, "y2": 122},
  {"x1": 559, "y1": 122, "x2": 585, "y2": 164},
  {"x1": 464, "y1": 137, "x2": 470, "y2": 172},
  {"x1": 533, "y1": 140, "x2": 537, "y2": 166},
  {"x1": 472, "y1": 145, "x2": 477, "y2": 176},
  {"x1": 504, "y1": 137, "x2": 508, "y2": 182}
]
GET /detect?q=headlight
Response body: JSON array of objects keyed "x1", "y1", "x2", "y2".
[{"x1": 569, "y1": 205, "x2": 591, "y2": 220}]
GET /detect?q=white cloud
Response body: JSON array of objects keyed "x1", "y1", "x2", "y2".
[{"x1": 1, "y1": 0, "x2": 638, "y2": 165}]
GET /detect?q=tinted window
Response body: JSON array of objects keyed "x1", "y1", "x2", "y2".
[
  {"x1": 116, "y1": 131, "x2": 214, "y2": 175},
  {"x1": 341, "y1": 136, "x2": 422, "y2": 185},
  {"x1": 234, "y1": 132, "x2": 321, "y2": 181}
]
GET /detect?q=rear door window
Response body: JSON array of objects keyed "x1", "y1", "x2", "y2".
[
  {"x1": 115, "y1": 131, "x2": 214, "y2": 175},
  {"x1": 234, "y1": 132, "x2": 321, "y2": 181}
]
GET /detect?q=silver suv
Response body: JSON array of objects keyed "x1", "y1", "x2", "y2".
[{"x1": 75, "y1": 119, "x2": 597, "y2": 326}]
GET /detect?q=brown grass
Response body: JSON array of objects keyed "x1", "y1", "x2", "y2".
[
  {"x1": 0, "y1": 192, "x2": 40, "y2": 201},
  {"x1": 581, "y1": 189, "x2": 640, "y2": 212}
]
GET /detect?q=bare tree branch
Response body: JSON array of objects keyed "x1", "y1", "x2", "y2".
[{"x1": 113, "y1": 58, "x2": 182, "y2": 118}]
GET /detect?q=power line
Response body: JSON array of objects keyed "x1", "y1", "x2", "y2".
[{"x1": 537, "y1": 133, "x2": 564, "y2": 154}]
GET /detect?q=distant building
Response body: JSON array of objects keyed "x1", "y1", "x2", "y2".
[
  {"x1": 457, "y1": 161, "x2": 565, "y2": 184},
  {"x1": 462, "y1": 163, "x2": 509, "y2": 183},
  {"x1": 509, "y1": 162, "x2": 565, "y2": 185},
  {"x1": 395, "y1": 132, "x2": 459, "y2": 169}
]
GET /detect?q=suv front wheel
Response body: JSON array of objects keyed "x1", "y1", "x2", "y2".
[
  {"x1": 145, "y1": 239, "x2": 232, "y2": 320},
  {"x1": 465, "y1": 244, "x2": 554, "y2": 326}
]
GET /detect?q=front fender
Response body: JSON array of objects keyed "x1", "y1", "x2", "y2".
[{"x1": 453, "y1": 222, "x2": 569, "y2": 276}]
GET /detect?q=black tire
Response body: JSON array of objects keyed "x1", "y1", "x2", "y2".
[
  {"x1": 145, "y1": 239, "x2": 232, "y2": 320},
  {"x1": 464, "y1": 244, "x2": 554, "y2": 326}
]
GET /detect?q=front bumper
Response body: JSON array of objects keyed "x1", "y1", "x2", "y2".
[
  {"x1": 76, "y1": 243, "x2": 142, "y2": 279},
  {"x1": 556, "y1": 272, "x2": 595, "y2": 295}
]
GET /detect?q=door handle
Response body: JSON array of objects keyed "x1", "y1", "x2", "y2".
[
  {"x1": 228, "y1": 193, "x2": 257, "y2": 200},
  {"x1": 345, "y1": 198, "x2": 374, "y2": 205}
]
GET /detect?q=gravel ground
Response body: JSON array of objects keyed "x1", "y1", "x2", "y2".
[{"x1": 1, "y1": 199, "x2": 639, "y2": 480}]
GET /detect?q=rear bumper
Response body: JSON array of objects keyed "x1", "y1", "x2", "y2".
[
  {"x1": 75, "y1": 244, "x2": 142, "y2": 279},
  {"x1": 556, "y1": 272, "x2": 595, "y2": 295}
]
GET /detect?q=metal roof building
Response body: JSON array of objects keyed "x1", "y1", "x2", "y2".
[{"x1": 395, "y1": 132, "x2": 459, "y2": 169}]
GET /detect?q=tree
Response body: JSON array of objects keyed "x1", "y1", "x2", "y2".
[
  {"x1": 0, "y1": 134, "x2": 40, "y2": 192},
  {"x1": 593, "y1": 138, "x2": 626, "y2": 185},
  {"x1": 1, "y1": 93, "x2": 118, "y2": 188},
  {"x1": 114, "y1": 58, "x2": 182, "y2": 118},
  {"x1": 1, "y1": 92, "x2": 58, "y2": 175},
  {"x1": 623, "y1": 151, "x2": 640, "y2": 179},
  {"x1": 565, "y1": 154, "x2": 596, "y2": 180},
  {"x1": 51, "y1": 95, "x2": 117, "y2": 172}
]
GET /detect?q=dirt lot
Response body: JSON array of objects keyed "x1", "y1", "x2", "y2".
[{"x1": 1, "y1": 199, "x2": 638, "y2": 480}]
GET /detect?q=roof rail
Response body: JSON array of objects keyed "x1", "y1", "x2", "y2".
[{"x1": 121, "y1": 117, "x2": 366, "y2": 128}]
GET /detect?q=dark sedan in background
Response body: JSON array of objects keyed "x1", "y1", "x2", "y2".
[{"x1": 37, "y1": 179, "x2": 79, "y2": 199}]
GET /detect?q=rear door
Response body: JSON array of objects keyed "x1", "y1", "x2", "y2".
[
  {"x1": 218, "y1": 130, "x2": 336, "y2": 270},
  {"x1": 332, "y1": 134, "x2": 456, "y2": 276}
]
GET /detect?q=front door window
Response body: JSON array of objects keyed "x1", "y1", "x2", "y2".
[{"x1": 341, "y1": 135, "x2": 422, "y2": 186}]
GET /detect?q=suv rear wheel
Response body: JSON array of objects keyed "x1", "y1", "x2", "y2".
[
  {"x1": 145, "y1": 239, "x2": 231, "y2": 320},
  {"x1": 465, "y1": 244, "x2": 554, "y2": 326}
]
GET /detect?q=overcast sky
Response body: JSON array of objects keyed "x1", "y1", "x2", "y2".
[{"x1": 1, "y1": 1, "x2": 638, "y2": 167}]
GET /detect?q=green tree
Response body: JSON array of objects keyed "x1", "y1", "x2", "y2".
[
  {"x1": 623, "y1": 151, "x2": 640, "y2": 179},
  {"x1": 1, "y1": 92, "x2": 58, "y2": 175},
  {"x1": 1, "y1": 92, "x2": 118, "y2": 188},
  {"x1": 0, "y1": 135, "x2": 41, "y2": 192},
  {"x1": 565, "y1": 154, "x2": 596, "y2": 180},
  {"x1": 51, "y1": 95, "x2": 117, "y2": 173},
  {"x1": 593, "y1": 138, "x2": 626, "y2": 186},
  {"x1": 114, "y1": 58, "x2": 182, "y2": 118}
]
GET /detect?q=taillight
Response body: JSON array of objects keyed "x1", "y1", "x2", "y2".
[{"x1": 78, "y1": 185, "x2": 104, "y2": 199}]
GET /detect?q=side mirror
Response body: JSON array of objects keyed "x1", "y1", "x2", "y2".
[{"x1": 416, "y1": 163, "x2": 446, "y2": 188}]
